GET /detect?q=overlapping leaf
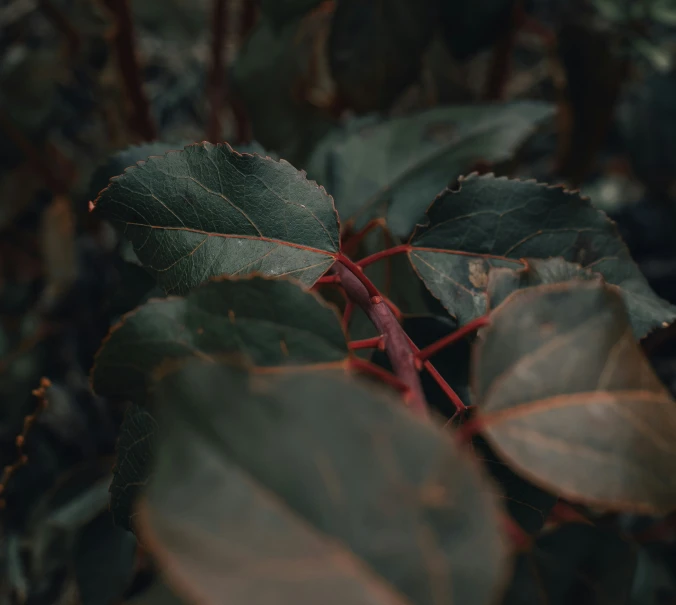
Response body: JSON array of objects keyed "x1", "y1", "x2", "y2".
[
  {"x1": 91, "y1": 276, "x2": 347, "y2": 406},
  {"x1": 138, "y1": 359, "x2": 508, "y2": 605},
  {"x1": 306, "y1": 103, "x2": 554, "y2": 238},
  {"x1": 110, "y1": 404, "x2": 157, "y2": 532},
  {"x1": 486, "y1": 257, "x2": 598, "y2": 311},
  {"x1": 473, "y1": 280, "x2": 676, "y2": 514},
  {"x1": 92, "y1": 143, "x2": 340, "y2": 295},
  {"x1": 409, "y1": 173, "x2": 676, "y2": 337}
]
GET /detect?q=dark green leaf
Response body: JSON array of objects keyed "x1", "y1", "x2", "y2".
[
  {"x1": 630, "y1": 548, "x2": 676, "y2": 604},
  {"x1": 409, "y1": 174, "x2": 676, "y2": 337},
  {"x1": 473, "y1": 280, "x2": 676, "y2": 514},
  {"x1": 92, "y1": 143, "x2": 340, "y2": 294},
  {"x1": 502, "y1": 524, "x2": 637, "y2": 605},
  {"x1": 110, "y1": 404, "x2": 157, "y2": 531},
  {"x1": 307, "y1": 103, "x2": 554, "y2": 238},
  {"x1": 231, "y1": 16, "x2": 335, "y2": 166},
  {"x1": 328, "y1": 0, "x2": 437, "y2": 113},
  {"x1": 139, "y1": 360, "x2": 508, "y2": 605},
  {"x1": 91, "y1": 276, "x2": 347, "y2": 406},
  {"x1": 73, "y1": 512, "x2": 138, "y2": 605},
  {"x1": 487, "y1": 257, "x2": 598, "y2": 311},
  {"x1": 88, "y1": 141, "x2": 193, "y2": 202},
  {"x1": 440, "y1": 0, "x2": 515, "y2": 60}
]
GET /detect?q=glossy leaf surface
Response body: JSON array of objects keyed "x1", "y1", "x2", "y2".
[
  {"x1": 410, "y1": 174, "x2": 676, "y2": 337},
  {"x1": 93, "y1": 143, "x2": 340, "y2": 294}
]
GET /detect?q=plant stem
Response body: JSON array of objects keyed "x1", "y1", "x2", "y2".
[
  {"x1": 334, "y1": 261, "x2": 427, "y2": 416},
  {"x1": 341, "y1": 218, "x2": 387, "y2": 256},
  {"x1": 484, "y1": 0, "x2": 524, "y2": 100},
  {"x1": 0, "y1": 378, "x2": 50, "y2": 508},
  {"x1": 349, "y1": 358, "x2": 411, "y2": 394},
  {"x1": 349, "y1": 336, "x2": 385, "y2": 351},
  {"x1": 103, "y1": 0, "x2": 157, "y2": 141},
  {"x1": 207, "y1": 0, "x2": 228, "y2": 143},
  {"x1": 405, "y1": 335, "x2": 467, "y2": 412},
  {"x1": 357, "y1": 244, "x2": 411, "y2": 268},
  {"x1": 416, "y1": 315, "x2": 490, "y2": 362}
]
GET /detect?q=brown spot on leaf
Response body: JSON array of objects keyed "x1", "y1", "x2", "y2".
[{"x1": 468, "y1": 259, "x2": 489, "y2": 289}]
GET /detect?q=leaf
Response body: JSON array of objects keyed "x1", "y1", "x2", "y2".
[
  {"x1": 439, "y1": 0, "x2": 515, "y2": 60},
  {"x1": 502, "y1": 524, "x2": 637, "y2": 605},
  {"x1": 486, "y1": 257, "x2": 598, "y2": 311},
  {"x1": 231, "y1": 16, "x2": 336, "y2": 166},
  {"x1": 473, "y1": 280, "x2": 676, "y2": 514},
  {"x1": 92, "y1": 142, "x2": 340, "y2": 295},
  {"x1": 328, "y1": 0, "x2": 437, "y2": 113},
  {"x1": 73, "y1": 512, "x2": 138, "y2": 605},
  {"x1": 91, "y1": 276, "x2": 347, "y2": 406},
  {"x1": 306, "y1": 103, "x2": 554, "y2": 238},
  {"x1": 138, "y1": 359, "x2": 508, "y2": 605},
  {"x1": 110, "y1": 404, "x2": 157, "y2": 531},
  {"x1": 409, "y1": 174, "x2": 676, "y2": 337}
]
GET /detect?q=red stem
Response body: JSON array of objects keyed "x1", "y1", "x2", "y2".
[
  {"x1": 316, "y1": 274, "x2": 341, "y2": 285},
  {"x1": 341, "y1": 218, "x2": 387, "y2": 256},
  {"x1": 338, "y1": 254, "x2": 381, "y2": 298},
  {"x1": 349, "y1": 358, "x2": 410, "y2": 394},
  {"x1": 342, "y1": 301, "x2": 354, "y2": 331},
  {"x1": 349, "y1": 336, "x2": 385, "y2": 351},
  {"x1": 103, "y1": 0, "x2": 157, "y2": 141},
  {"x1": 405, "y1": 335, "x2": 467, "y2": 412},
  {"x1": 0, "y1": 378, "x2": 51, "y2": 508},
  {"x1": 334, "y1": 261, "x2": 427, "y2": 416},
  {"x1": 357, "y1": 244, "x2": 411, "y2": 268},
  {"x1": 207, "y1": 0, "x2": 228, "y2": 143},
  {"x1": 416, "y1": 315, "x2": 490, "y2": 362}
]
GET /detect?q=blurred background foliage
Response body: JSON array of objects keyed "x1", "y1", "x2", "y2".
[{"x1": 1, "y1": 0, "x2": 676, "y2": 603}]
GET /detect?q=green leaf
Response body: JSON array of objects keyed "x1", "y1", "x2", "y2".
[
  {"x1": 486, "y1": 257, "x2": 598, "y2": 311},
  {"x1": 92, "y1": 142, "x2": 340, "y2": 294},
  {"x1": 91, "y1": 276, "x2": 347, "y2": 406},
  {"x1": 231, "y1": 16, "x2": 335, "y2": 166},
  {"x1": 439, "y1": 0, "x2": 515, "y2": 60},
  {"x1": 473, "y1": 280, "x2": 676, "y2": 514},
  {"x1": 73, "y1": 512, "x2": 138, "y2": 605},
  {"x1": 502, "y1": 524, "x2": 637, "y2": 605},
  {"x1": 110, "y1": 404, "x2": 157, "y2": 531},
  {"x1": 328, "y1": 0, "x2": 436, "y2": 113},
  {"x1": 260, "y1": 0, "x2": 324, "y2": 26},
  {"x1": 138, "y1": 360, "x2": 508, "y2": 605},
  {"x1": 307, "y1": 102, "x2": 554, "y2": 238},
  {"x1": 409, "y1": 174, "x2": 676, "y2": 337}
]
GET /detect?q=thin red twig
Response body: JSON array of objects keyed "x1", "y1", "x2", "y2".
[
  {"x1": 316, "y1": 274, "x2": 341, "y2": 285},
  {"x1": 546, "y1": 501, "x2": 593, "y2": 527},
  {"x1": 349, "y1": 358, "x2": 410, "y2": 394},
  {"x1": 338, "y1": 254, "x2": 381, "y2": 298},
  {"x1": 0, "y1": 378, "x2": 51, "y2": 509},
  {"x1": 103, "y1": 0, "x2": 157, "y2": 141},
  {"x1": 349, "y1": 336, "x2": 385, "y2": 351},
  {"x1": 357, "y1": 244, "x2": 411, "y2": 269},
  {"x1": 207, "y1": 0, "x2": 228, "y2": 142},
  {"x1": 416, "y1": 315, "x2": 490, "y2": 362},
  {"x1": 502, "y1": 513, "x2": 533, "y2": 551},
  {"x1": 341, "y1": 218, "x2": 387, "y2": 256},
  {"x1": 405, "y1": 335, "x2": 467, "y2": 412}
]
